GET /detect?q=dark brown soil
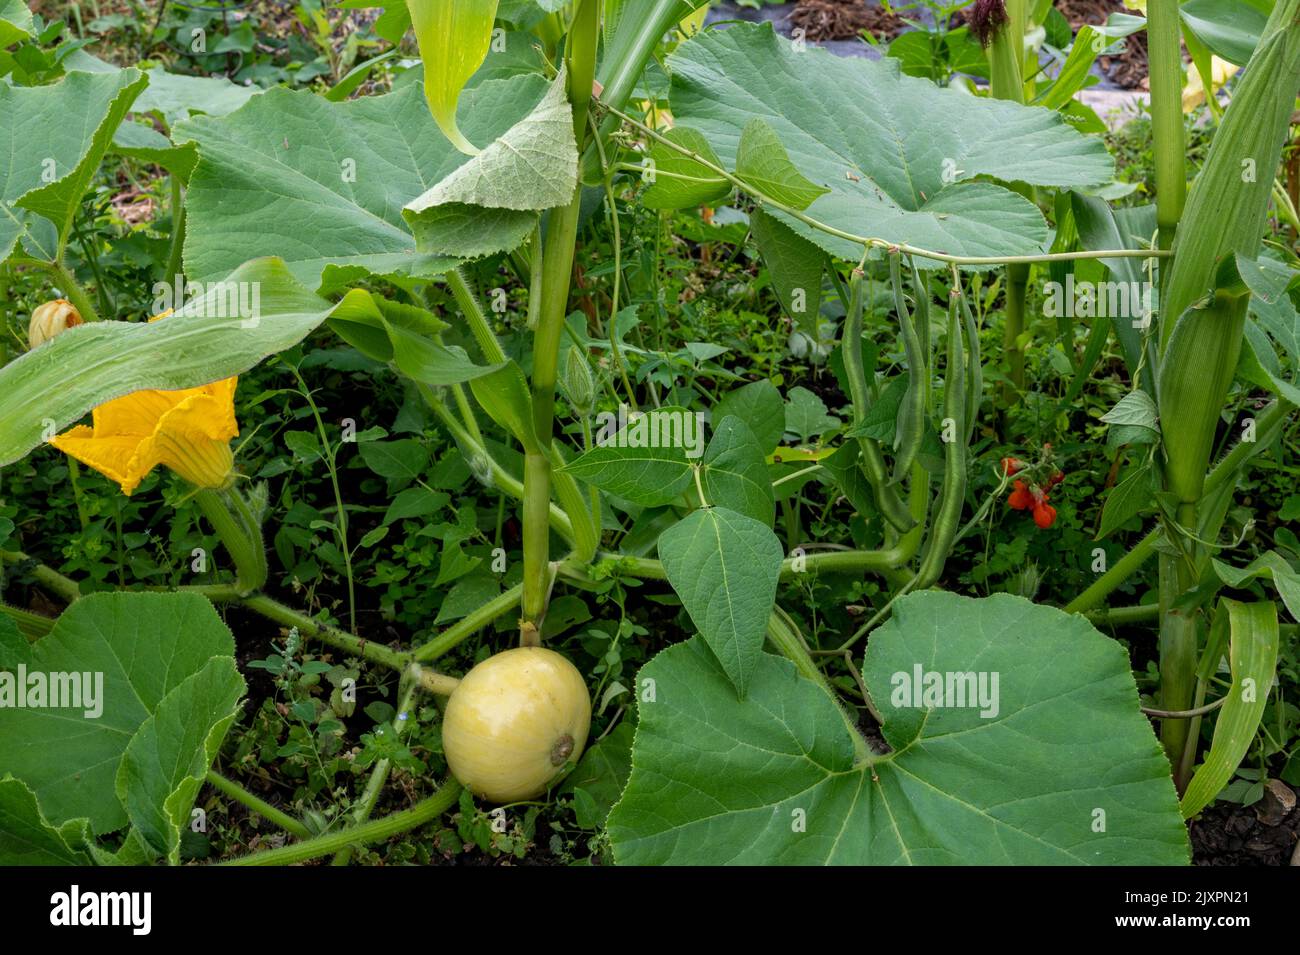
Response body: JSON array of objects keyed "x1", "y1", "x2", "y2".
[
  {"x1": 790, "y1": 0, "x2": 908, "y2": 42},
  {"x1": 1189, "y1": 782, "x2": 1300, "y2": 866},
  {"x1": 1054, "y1": 0, "x2": 1150, "y2": 89},
  {"x1": 947, "y1": 0, "x2": 1150, "y2": 89}
]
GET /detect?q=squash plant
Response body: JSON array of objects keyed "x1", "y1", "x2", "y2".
[{"x1": 0, "y1": 0, "x2": 1297, "y2": 865}]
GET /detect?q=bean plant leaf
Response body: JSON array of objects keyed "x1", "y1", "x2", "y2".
[
  {"x1": 1181, "y1": 599, "x2": 1279, "y2": 819},
  {"x1": 657, "y1": 505, "x2": 784, "y2": 696},
  {"x1": 667, "y1": 23, "x2": 1114, "y2": 265},
  {"x1": 714, "y1": 380, "x2": 785, "y2": 455},
  {"x1": 560, "y1": 408, "x2": 699, "y2": 504},
  {"x1": 404, "y1": 68, "x2": 578, "y2": 257},
  {"x1": 0, "y1": 593, "x2": 243, "y2": 839},
  {"x1": 0, "y1": 258, "x2": 337, "y2": 468},
  {"x1": 1100, "y1": 390, "x2": 1160, "y2": 447},
  {"x1": 751, "y1": 209, "x2": 824, "y2": 338},
  {"x1": 734, "y1": 118, "x2": 828, "y2": 211},
  {"x1": 178, "y1": 73, "x2": 551, "y2": 289},
  {"x1": 702, "y1": 416, "x2": 775, "y2": 526},
  {"x1": 1097, "y1": 464, "x2": 1154, "y2": 540},
  {"x1": 639, "y1": 126, "x2": 732, "y2": 210},
  {"x1": 1, "y1": 68, "x2": 147, "y2": 263},
  {"x1": 784, "y1": 386, "x2": 839, "y2": 441},
  {"x1": 609, "y1": 592, "x2": 1190, "y2": 864}
]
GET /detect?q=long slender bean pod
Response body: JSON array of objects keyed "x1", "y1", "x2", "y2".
[
  {"x1": 842, "y1": 269, "x2": 915, "y2": 532},
  {"x1": 914, "y1": 286, "x2": 967, "y2": 589},
  {"x1": 889, "y1": 252, "x2": 927, "y2": 484}
]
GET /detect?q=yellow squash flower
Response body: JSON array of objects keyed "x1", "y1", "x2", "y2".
[{"x1": 51, "y1": 364, "x2": 239, "y2": 497}]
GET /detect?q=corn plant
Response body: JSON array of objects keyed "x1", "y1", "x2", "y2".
[{"x1": 0, "y1": 0, "x2": 1297, "y2": 867}]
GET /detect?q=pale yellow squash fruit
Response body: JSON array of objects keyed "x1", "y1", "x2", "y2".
[{"x1": 442, "y1": 647, "x2": 591, "y2": 803}]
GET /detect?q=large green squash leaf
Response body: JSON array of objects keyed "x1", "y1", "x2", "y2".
[
  {"x1": 404, "y1": 69, "x2": 578, "y2": 258},
  {"x1": 177, "y1": 73, "x2": 551, "y2": 289},
  {"x1": 666, "y1": 23, "x2": 1114, "y2": 264},
  {"x1": 0, "y1": 68, "x2": 147, "y2": 263},
  {"x1": 134, "y1": 66, "x2": 262, "y2": 126},
  {"x1": 117, "y1": 658, "x2": 244, "y2": 861},
  {"x1": 0, "y1": 257, "x2": 336, "y2": 469},
  {"x1": 609, "y1": 592, "x2": 1189, "y2": 864},
  {"x1": 0, "y1": 0, "x2": 33, "y2": 48},
  {"x1": 0, "y1": 593, "x2": 244, "y2": 846},
  {"x1": 0, "y1": 777, "x2": 93, "y2": 866}
]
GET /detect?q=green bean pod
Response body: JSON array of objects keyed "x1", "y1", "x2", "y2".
[
  {"x1": 953, "y1": 267, "x2": 982, "y2": 445},
  {"x1": 889, "y1": 253, "x2": 928, "y2": 485},
  {"x1": 843, "y1": 269, "x2": 916, "y2": 532},
  {"x1": 914, "y1": 287, "x2": 968, "y2": 589}
]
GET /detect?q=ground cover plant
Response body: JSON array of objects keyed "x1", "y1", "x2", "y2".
[{"x1": 1, "y1": 0, "x2": 1298, "y2": 867}]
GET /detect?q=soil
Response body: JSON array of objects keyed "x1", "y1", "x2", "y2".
[
  {"x1": 1189, "y1": 782, "x2": 1300, "y2": 866},
  {"x1": 946, "y1": 0, "x2": 1150, "y2": 89},
  {"x1": 1054, "y1": 0, "x2": 1150, "y2": 89},
  {"x1": 789, "y1": 0, "x2": 908, "y2": 42}
]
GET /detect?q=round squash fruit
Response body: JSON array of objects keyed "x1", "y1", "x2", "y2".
[{"x1": 442, "y1": 647, "x2": 591, "y2": 803}]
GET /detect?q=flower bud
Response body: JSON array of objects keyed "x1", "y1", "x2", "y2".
[
  {"x1": 564, "y1": 347, "x2": 596, "y2": 416},
  {"x1": 28, "y1": 300, "x2": 83, "y2": 349}
]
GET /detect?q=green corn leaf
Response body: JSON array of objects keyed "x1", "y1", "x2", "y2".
[
  {"x1": 1180, "y1": 0, "x2": 1269, "y2": 66},
  {"x1": 1160, "y1": 0, "x2": 1300, "y2": 347},
  {"x1": 406, "y1": 0, "x2": 501, "y2": 155},
  {"x1": 1035, "y1": 17, "x2": 1148, "y2": 111},
  {"x1": 1180, "y1": 599, "x2": 1279, "y2": 819},
  {"x1": 0, "y1": 258, "x2": 341, "y2": 469}
]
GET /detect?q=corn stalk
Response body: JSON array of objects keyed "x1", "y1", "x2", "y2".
[
  {"x1": 1151, "y1": 0, "x2": 1300, "y2": 781},
  {"x1": 983, "y1": 0, "x2": 1032, "y2": 404}
]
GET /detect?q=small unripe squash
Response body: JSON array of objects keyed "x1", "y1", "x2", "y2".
[{"x1": 442, "y1": 647, "x2": 591, "y2": 803}]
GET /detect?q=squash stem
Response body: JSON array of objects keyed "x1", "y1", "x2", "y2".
[
  {"x1": 218, "y1": 780, "x2": 462, "y2": 866},
  {"x1": 205, "y1": 769, "x2": 311, "y2": 840}
]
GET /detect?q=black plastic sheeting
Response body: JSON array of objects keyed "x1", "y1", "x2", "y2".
[{"x1": 704, "y1": 1, "x2": 1131, "y2": 90}]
